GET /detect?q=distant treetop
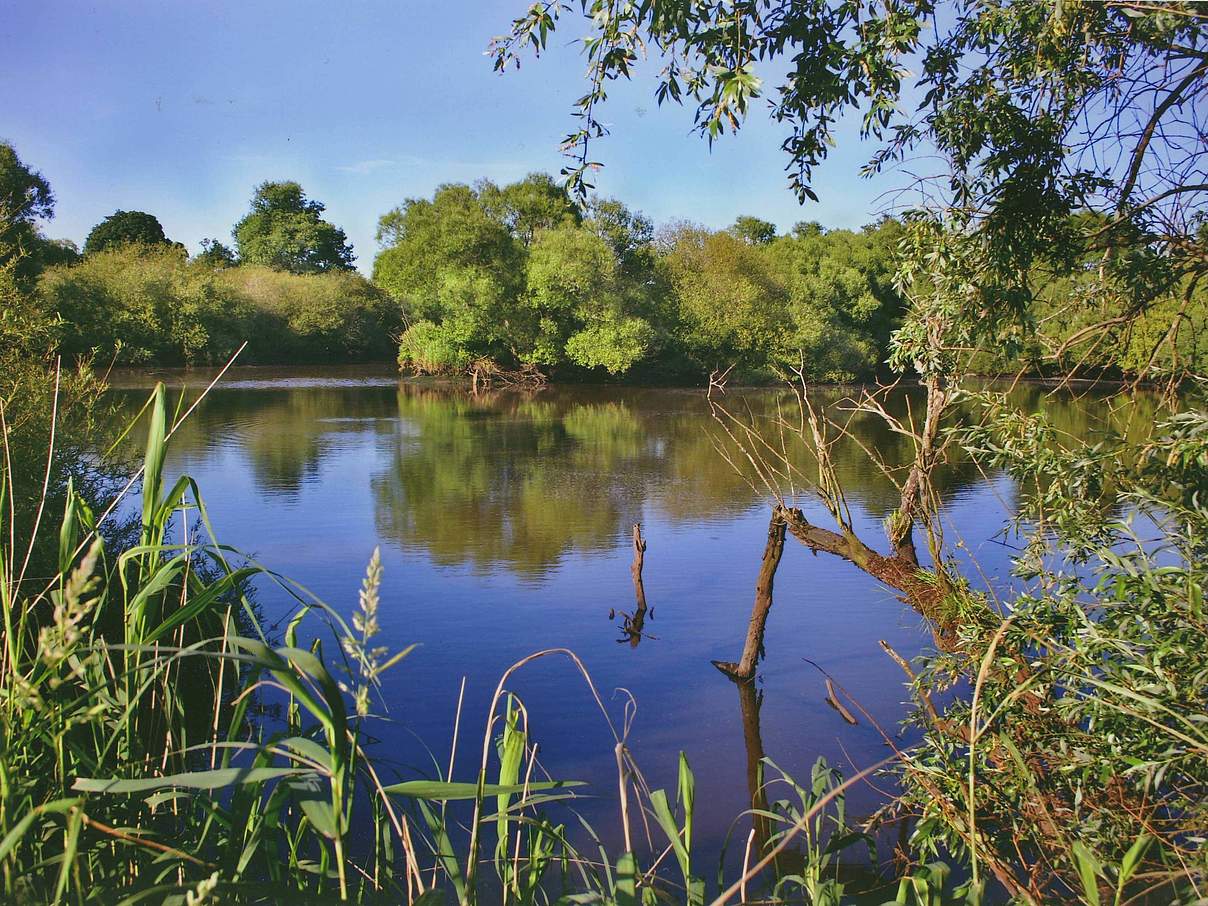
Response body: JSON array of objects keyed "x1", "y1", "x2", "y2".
[
  {"x1": 84, "y1": 210, "x2": 175, "y2": 255},
  {"x1": 233, "y1": 181, "x2": 354, "y2": 274}
]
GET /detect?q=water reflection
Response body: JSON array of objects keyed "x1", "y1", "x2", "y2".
[
  {"x1": 111, "y1": 377, "x2": 1167, "y2": 578},
  {"x1": 372, "y1": 382, "x2": 990, "y2": 576}
]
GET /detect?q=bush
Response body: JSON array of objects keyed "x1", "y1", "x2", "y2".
[
  {"x1": 397, "y1": 319, "x2": 472, "y2": 374},
  {"x1": 224, "y1": 265, "x2": 401, "y2": 363},
  {"x1": 40, "y1": 247, "x2": 401, "y2": 365}
]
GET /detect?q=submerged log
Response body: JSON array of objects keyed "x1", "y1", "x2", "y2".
[
  {"x1": 713, "y1": 508, "x2": 787, "y2": 681},
  {"x1": 630, "y1": 523, "x2": 648, "y2": 613},
  {"x1": 613, "y1": 524, "x2": 651, "y2": 647}
]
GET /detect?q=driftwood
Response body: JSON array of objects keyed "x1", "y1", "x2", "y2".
[
  {"x1": 467, "y1": 358, "x2": 548, "y2": 393},
  {"x1": 824, "y1": 677, "x2": 858, "y2": 725},
  {"x1": 615, "y1": 523, "x2": 652, "y2": 647},
  {"x1": 630, "y1": 523, "x2": 647, "y2": 612},
  {"x1": 713, "y1": 508, "x2": 787, "y2": 681}
]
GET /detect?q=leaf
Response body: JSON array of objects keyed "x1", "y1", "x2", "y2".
[
  {"x1": 382, "y1": 780, "x2": 584, "y2": 800},
  {"x1": 615, "y1": 851, "x2": 638, "y2": 906},
  {"x1": 1071, "y1": 841, "x2": 1103, "y2": 906},
  {"x1": 74, "y1": 767, "x2": 308, "y2": 794},
  {"x1": 287, "y1": 774, "x2": 338, "y2": 839},
  {"x1": 1117, "y1": 833, "x2": 1153, "y2": 892},
  {"x1": 140, "y1": 383, "x2": 167, "y2": 535},
  {"x1": 0, "y1": 798, "x2": 83, "y2": 862}
]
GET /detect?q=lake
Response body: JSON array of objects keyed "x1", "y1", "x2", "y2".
[{"x1": 108, "y1": 368, "x2": 1152, "y2": 868}]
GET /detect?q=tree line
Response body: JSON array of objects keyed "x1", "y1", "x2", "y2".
[
  {"x1": 375, "y1": 174, "x2": 906, "y2": 382},
  {"x1": 4, "y1": 138, "x2": 1204, "y2": 379}
]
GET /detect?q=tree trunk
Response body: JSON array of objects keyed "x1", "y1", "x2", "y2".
[
  {"x1": 630, "y1": 523, "x2": 648, "y2": 612},
  {"x1": 714, "y1": 508, "x2": 787, "y2": 680}
]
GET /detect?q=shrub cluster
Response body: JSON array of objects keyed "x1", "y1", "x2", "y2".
[{"x1": 41, "y1": 246, "x2": 401, "y2": 365}]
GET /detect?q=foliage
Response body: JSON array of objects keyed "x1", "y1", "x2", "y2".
[
  {"x1": 83, "y1": 209, "x2": 177, "y2": 255},
  {"x1": 41, "y1": 246, "x2": 399, "y2": 365},
  {"x1": 731, "y1": 215, "x2": 778, "y2": 245},
  {"x1": 45, "y1": 244, "x2": 253, "y2": 365},
  {"x1": 377, "y1": 177, "x2": 660, "y2": 378},
  {"x1": 0, "y1": 141, "x2": 72, "y2": 287},
  {"x1": 493, "y1": 1, "x2": 1208, "y2": 902},
  {"x1": 478, "y1": 171, "x2": 581, "y2": 243},
  {"x1": 377, "y1": 175, "x2": 906, "y2": 383},
  {"x1": 233, "y1": 181, "x2": 355, "y2": 274},
  {"x1": 195, "y1": 237, "x2": 237, "y2": 268},
  {"x1": 659, "y1": 218, "x2": 905, "y2": 381},
  {"x1": 494, "y1": 0, "x2": 1206, "y2": 379},
  {"x1": 0, "y1": 149, "x2": 114, "y2": 583},
  {"x1": 225, "y1": 264, "x2": 401, "y2": 363},
  {"x1": 882, "y1": 396, "x2": 1208, "y2": 904}
]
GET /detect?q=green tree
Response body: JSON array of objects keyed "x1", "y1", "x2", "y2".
[
  {"x1": 377, "y1": 178, "x2": 657, "y2": 377},
  {"x1": 524, "y1": 223, "x2": 653, "y2": 373},
  {"x1": 585, "y1": 196, "x2": 656, "y2": 277},
  {"x1": 195, "y1": 237, "x2": 237, "y2": 268},
  {"x1": 376, "y1": 182, "x2": 521, "y2": 371},
  {"x1": 660, "y1": 223, "x2": 787, "y2": 376},
  {"x1": 84, "y1": 209, "x2": 175, "y2": 254},
  {"x1": 0, "y1": 141, "x2": 56, "y2": 286},
  {"x1": 730, "y1": 215, "x2": 777, "y2": 245},
  {"x1": 478, "y1": 172, "x2": 581, "y2": 244},
  {"x1": 765, "y1": 218, "x2": 905, "y2": 381},
  {"x1": 233, "y1": 181, "x2": 354, "y2": 273}
]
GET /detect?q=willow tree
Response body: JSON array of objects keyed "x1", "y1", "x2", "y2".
[{"x1": 494, "y1": 3, "x2": 1208, "y2": 902}]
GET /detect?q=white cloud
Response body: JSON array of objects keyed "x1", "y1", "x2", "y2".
[{"x1": 336, "y1": 158, "x2": 401, "y2": 175}]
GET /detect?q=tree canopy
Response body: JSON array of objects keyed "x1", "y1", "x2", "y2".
[
  {"x1": 730, "y1": 215, "x2": 777, "y2": 245},
  {"x1": 84, "y1": 209, "x2": 176, "y2": 255},
  {"x1": 377, "y1": 176, "x2": 662, "y2": 377},
  {"x1": 233, "y1": 181, "x2": 355, "y2": 274},
  {"x1": 375, "y1": 170, "x2": 908, "y2": 382},
  {"x1": 195, "y1": 237, "x2": 237, "y2": 268},
  {"x1": 0, "y1": 142, "x2": 62, "y2": 286}
]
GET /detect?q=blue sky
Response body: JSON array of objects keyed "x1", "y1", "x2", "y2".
[{"x1": 1, "y1": 0, "x2": 901, "y2": 273}]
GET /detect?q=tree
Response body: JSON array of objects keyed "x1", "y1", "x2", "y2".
[
  {"x1": 585, "y1": 196, "x2": 656, "y2": 277},
  {"x1": 478, "y1": 172, "x2": 581, "y2": 244},
  {"x1": 84, "y1": 210, "x2": 175, "y2": 254},
  {"x1": 233, "y1": 181, "x2": 354, "y2": 273},
  {"x1": 660, "y1": 223, "x2": 787, "y2": 375},
  {"x1": 524, "y1": 223, "x2": 653, "y2": 373},
  {"x1": 730, "y1": 215, "x2": 777, "y2": 245},
  {"x1": 195, "y1": 238, "x2": 237, "y2": 268},
  {"x1": 0, "y1": 142, "x2": 55, "y2": 286},
  {"x1": 377, "y1": 177, "x2": 656, "y2": 377}
]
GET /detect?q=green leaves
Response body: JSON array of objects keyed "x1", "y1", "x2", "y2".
[
  {"x1": 382, "y1": 780, "x2": 584, "y2": 801},
  {"x1": 233, "y1": 181, "x2": 355, "y2": 274},
  {"x1": 74, "y1": 767, "x2": 310, "y2": 794}
]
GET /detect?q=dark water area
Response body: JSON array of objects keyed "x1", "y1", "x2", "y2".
[{"x1": 106, "y1": 367, "x2": 1161, "y2": 875}]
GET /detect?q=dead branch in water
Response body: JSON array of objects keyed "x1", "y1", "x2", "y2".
[
  {"x1": 713, "y1": 507, "x2": 786, "y2": 681},
  {"x1": 630, "y1": 523, "x2": 647, "y2": 613},
  {"x1": 613, "y1": 523, "x2": 653, "y2": 647},
  {"x1": 467, "y1": 357, "x2": 548, "y2": 393}
]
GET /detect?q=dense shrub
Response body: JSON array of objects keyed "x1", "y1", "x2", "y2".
[
  {"x1": 225, "y1": 265, "x2": 401, "y2": 363},
  {"x1": 40, "y1": 246, "x2": 401, "y2": 365}
]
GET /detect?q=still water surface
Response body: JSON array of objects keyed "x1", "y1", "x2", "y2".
[{"x1": 108, "y1": 368, "x2": 1146, "y2": 862}]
